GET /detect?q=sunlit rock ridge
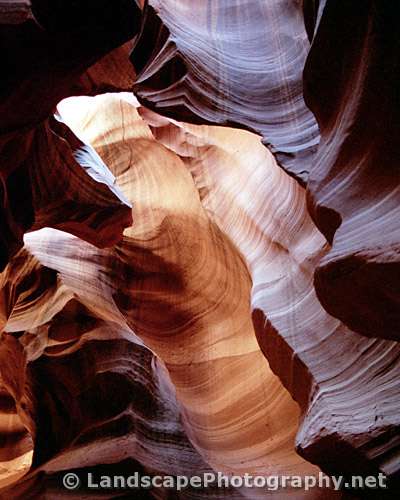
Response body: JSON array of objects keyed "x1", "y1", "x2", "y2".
[{"x1": 0, "y1": 1, "x2": 399, "y2": 498}]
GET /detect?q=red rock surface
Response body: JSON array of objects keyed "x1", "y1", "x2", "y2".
[
  {"x1": 0, "y1": 1, "x2": 399, "y2": 498},
  {"x1": 303, "y1": 0, "x2": 400, "y2": 340},
  {"x1": 0, "y1": 0, "x2": 141, "y2": 270}
]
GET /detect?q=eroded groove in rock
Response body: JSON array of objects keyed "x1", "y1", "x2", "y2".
[
  {"x1": 0, "y1": 117, "x2": 133, "y2": 273},
  {"x1": 2, "y1": 89, "x2": 397, "y2": 496},
  {"x1": 303, "y1": 0, "x2": 400, "y2": 339},
  {"x1": 0, "y1": 0, "x2": 397, "y2": 495},
  {"x1": 72, "y1": 94, "x2": 400, "y2": 482},
  {"x1": 16, "y1": 93, "x2": 332, "y2": 498},
  {"x1": 135, "y1": 101, "x2": 400, "y2": 481},
  {"x1": 131, "y1": 0, "x2": 320, "y2": 183},
  {"x1": 0, "y1": 244, "x2": 244, "y2": 499}
]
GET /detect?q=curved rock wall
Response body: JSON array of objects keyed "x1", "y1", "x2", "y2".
[
  {"x1": 0, "y1": 0, "x2": 141, "y2": 270},
  {"x1": 131, "y1": 0, "x2": 319, "y2": 184},
  {"x1": 2, "y1": 92, "x2": 398, "y2": 497},
  {"x1": 303, "y1": 0, "x2": 400, "y2": 340},
  {"x1": 0, "y1": 0, "x2": 399, "y2": 497}
]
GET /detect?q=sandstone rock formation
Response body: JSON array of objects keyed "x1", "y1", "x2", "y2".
[
  {"x1": 132, "y1": 0, "x2": 400, "y2": 341},
  {"x1": 0, "y1": 1, "x2": 399, "y2": 498},
  {"x1": 0, "y1": 0, "x2": 141, "y2": 271},
  {"x1": 131, "y1": 0, "x2": 319, "y2": 184},
  {"x1": 303, "y1": 0, "x2": 400, "y2": 340}
]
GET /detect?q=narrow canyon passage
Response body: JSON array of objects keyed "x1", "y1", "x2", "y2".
[
  {"x1": 1, "y1": 89, "x2": 398, "y2": 498},
  {"x1": 19, "y1": 93, "x2": 321, "y2": 496},
  {"x1": 0, "y1": 2, "x2": 399, "y2": 498}
]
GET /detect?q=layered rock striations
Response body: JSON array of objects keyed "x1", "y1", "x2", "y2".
[
  {"x1": 131, "y1": 0, "x2": 319, "y2": 184},
  {"x1": 1, "y1": 93, "x2": 399, "y2": 497},
  {"x1": 303, "y1": 0, "x2": 400, "y2": 340},
  {"x1": 0, "y1": 0, "x2": 142, "y2": 271},
  {"x1": 0, "y1": 0, "x2": 399, "y2": 498},
  {"x1": 134, "y1": 101, "x2": 400, "y2": 481},
  {"x1": 26, "y1": 94, "x2": 321, "y2": 496}
]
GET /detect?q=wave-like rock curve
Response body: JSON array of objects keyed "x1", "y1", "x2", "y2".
[
  {"x1": 131, "y1": 0, "x2": 319, "y2": 183},
  {"x1": 303, "y1": 0, "x2": 400, "y2": 340},
  {"x1": 1, "y1": 93, "x2": 397, "y2": 497}
]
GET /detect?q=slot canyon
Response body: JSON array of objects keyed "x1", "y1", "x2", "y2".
[{"x1": 0, "y1": 1, "x2": 399, "y2": 498}]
